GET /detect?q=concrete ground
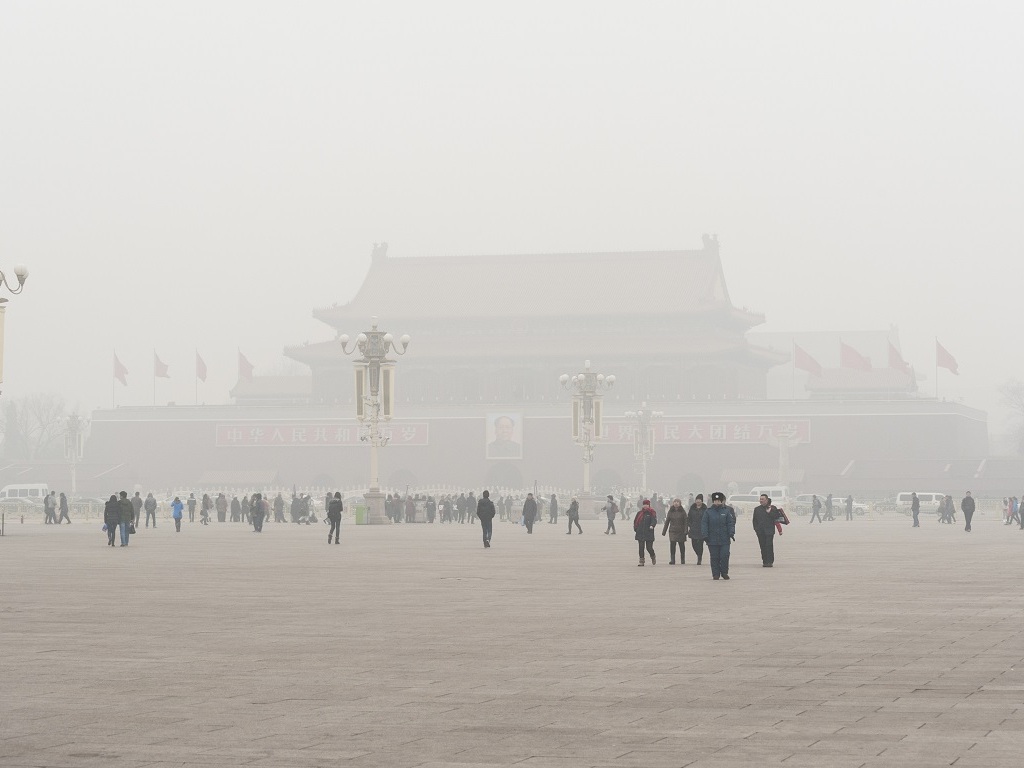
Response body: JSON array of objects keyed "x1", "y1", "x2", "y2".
[{"x1": 1, "y1": 511, "x2": 1022, "y2": 768}]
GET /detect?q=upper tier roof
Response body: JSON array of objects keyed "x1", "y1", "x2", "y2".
[{"x1": 313, "y1": 237, "x2": 763, "y2": 327}]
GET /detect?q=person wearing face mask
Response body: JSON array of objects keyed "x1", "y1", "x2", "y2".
[{"x1": 687, "y1": 494, "x2": 707, "y2": 565}]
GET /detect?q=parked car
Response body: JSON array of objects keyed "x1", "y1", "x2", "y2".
[
  {"x1": 895, "y1": 491, "x2": 946, "y2": 515},
  {"x1": 793, "y1": 493, "x2": 867, "y2": 516}
]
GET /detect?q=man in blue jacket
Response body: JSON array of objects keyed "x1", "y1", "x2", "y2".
[{"x1": 700, "y1": 492, "x2": 736, "y2": 580}]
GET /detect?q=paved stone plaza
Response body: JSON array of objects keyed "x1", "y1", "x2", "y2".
[{"x1": 2, "y1": 511, "x2": 1022, "y2": 768}]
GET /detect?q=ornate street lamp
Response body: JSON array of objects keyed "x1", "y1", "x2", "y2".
[
  {"x1": 559, "y1": 360, "x2": 615, "y2": 506},
  {"x1": 339, "y1": 316, "x2": 410, "y2": 524},
  {"x1": 0, "y1": 264, "x2": 29, "y2": 395},
  {"x1": 623, "y1": 401, "x2": 663, "y2": 493}
]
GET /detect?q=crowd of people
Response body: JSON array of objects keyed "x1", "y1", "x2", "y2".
[
  {"x1": 92, "y1": 489, "x2": 330, "y2": 546},
  {"x1": 35, "y1": 484, "x2": 1015, "y2": 573}
]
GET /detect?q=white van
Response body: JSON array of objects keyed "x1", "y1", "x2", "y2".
[
  {"x1": 0, "y1": 483, "x2": 49, "y2": 502},
  {"x1": 895, "y1": 491, "x2": 945, "y2": 514},
  {"x1": 749, "y1": 486, "x2": 792, "y2": 506}
]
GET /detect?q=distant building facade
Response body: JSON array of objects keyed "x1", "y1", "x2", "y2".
[{"x1": 54, "y1": 239, "x2": 995, "y2": 498}]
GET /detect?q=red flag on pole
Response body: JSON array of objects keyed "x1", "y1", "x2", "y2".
[
  {"x1": 936, "y1": 340, "x2": 959, "y2": 374},
  {"x1": 888, "y1": 342, "x2": 911, "y2": 374},
  {"x1": 113, "y1": 354, "x2": 129, "y2": 386},
  {"x1": 238, "y1": 351, "x2": 254, "y2": 382},
  {"x1": 154, "y1": 352, "x2": 170, "y2": 379},
  {"x1": 196, "y1": 352, "x2": 207, "y2": 383},
  {"x1": 840, "y1": 342, "x2": 872, "y2": 372},
  {"x1": 793, "y1": 344, "x2": 823, "y2": 377}
]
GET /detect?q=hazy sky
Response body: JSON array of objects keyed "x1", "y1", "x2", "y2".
[{"x1": 1, "y1": 2, "x2": 1021, "y2": 429}]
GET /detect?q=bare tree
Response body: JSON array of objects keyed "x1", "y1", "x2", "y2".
[
  {"x1": 0, "y1": 393, "x2": 68, "y2": 461},
  {"x1": 999, "y1": 379, "x2": 1024, "y2": 453}
]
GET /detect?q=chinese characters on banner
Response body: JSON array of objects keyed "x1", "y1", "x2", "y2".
[
  {"x1": 215, "y1": 422, "x2": 429, "y2": 447},
  {"x1": 602, "y1": 419, "x2": 811, "y2": 445}
]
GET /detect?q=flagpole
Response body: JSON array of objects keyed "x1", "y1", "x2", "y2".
[
  {"x1": 195, "y1": 351, "x2": 198, "y2": 406},
  {"x1": 112, "y1": 351, "x2": 116, "y2": 409},
  {"x1": 791, "y1": 344, "x2": 796, "y2": 399},
  {"x1": 934, "y1": 338, "x2": 939, "y2": 399},
  {"x1": 153, "y1": 350, "x2": 156, "y2": 407}
]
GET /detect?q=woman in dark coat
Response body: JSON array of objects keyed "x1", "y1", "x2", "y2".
[
  {"x1": 687, "y1": 494, "x2": 707, "y2": 565},
  {"x1": 634, "y1": 499, "x2": 657, "y2": 566},
  {"x1": 57, "y1": 492, "x2": 71, "y2": 524},
  {"x1": 327, "y1": 492, "x2": 343, "y2": 544},
  {"x1": 103, "y1": 495, "x2": 120, "y2": 546},
  {"x1": 566, "y1": 498, "x2": 582, "y2": 534},
  {"x1": 662, "y1": 498, "x2": 688, "y2": 564}
]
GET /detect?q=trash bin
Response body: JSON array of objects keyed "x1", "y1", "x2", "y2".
[{"x1": 354, "y1": 505, "x2": 367, "y2": 525}]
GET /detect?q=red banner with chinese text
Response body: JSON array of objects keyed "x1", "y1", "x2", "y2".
[{"x1": 215, "y1": 422, "x2": 430, "y2": 447}]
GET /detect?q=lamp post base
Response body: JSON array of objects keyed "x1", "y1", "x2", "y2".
[
  {"x1": 579, "y1": 492, "x2": 602, "y2": 519},
  {"x1": 364, "y1": 490, "x2": 390, "y2": 524}
]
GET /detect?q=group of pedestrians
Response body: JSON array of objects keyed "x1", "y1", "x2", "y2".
[
  {"x1": 631, "y1": 491, "x2": 786, "y2": 578},
  {"x1": 1004, "y1": 497, "x2": 1021, "y2": 526},
  {"x1": 807, "y1": 493, "x2": 855, "y2": 523},
  {"x1": 42, "y1": 492, "x2": 71, "y2": 524}
]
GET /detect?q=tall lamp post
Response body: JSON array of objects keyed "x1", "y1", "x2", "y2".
[
  {"x1": 559, "y1": 360, "x2": 614, "y2": 510},
  {"x1": 64, "y1": 413, "x2": 88, "y2": 496},
  {"x1": 0, "y1": 264, "x2": 29, "y2": 394},
  {"x1": 624, "y1": 401, "x2": 663, "y2": 493},
  {"x1": 339, "y1": 316, "x2": 410, "y2": 524}
]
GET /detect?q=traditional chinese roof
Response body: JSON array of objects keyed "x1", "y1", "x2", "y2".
[{"x1": 312, "y1": 238, "x2": 766, "y2": 327}]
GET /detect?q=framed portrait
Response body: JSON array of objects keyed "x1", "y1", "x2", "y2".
[{"x1": 486, "y1": 413, "x2": 523, "y2": 460}]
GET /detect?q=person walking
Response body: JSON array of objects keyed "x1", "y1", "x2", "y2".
[
  {"x1": 477, "y1": 490, "x2": 496, "y2": 548},
  {"x1": 104, "y1": 495, "x2": 120, "y2": 546},
  {"x1": 824, "y1": 493, "x2": 834, "y2": 521},
  {"x1": 200, "y1": 493, "x2": 212, "y2": 525},
  {"x1": 273, "y1": 492, "x2": 285, "y2": 523},
  {"x1": 661, "y1": 498, "x2": 688, "y2": 564},
  {"x1": 425, "y1": 496, "x2": 436, "y2": 523},
  {"x1": 603, "y1": 495, "x2": 618, "y2": 535},
  {"x1": 215, "y1": 493, "x2": 227, "y2": 523},
  {"x1": 43, "y1": 491, "x2": 56, "y2": 524},
  {"x1": 700, "y1": 492, "x2": 736, "y2": 580},
  {"x1": 687, "y1": 494, "x2": 707, "y2": 565},
  {"x1": 911, "y1": 492, "x2": 920, "y2": 527},
  {"x1": 118, "y1": 491, "x2": 134, "y2": 546},
  {"x1": 634, "y1": 499, "x2": 657, "y2": 566},
  {"x1": 548, "y1": 493, "x2": 558, "y2": 524},
  {"x1": 57, "y1": 492, "x2": 71, "y2": 524},
  {"x1": 132, "y1": 491, "x2": 143, "y2": 527},
  {"x1": 171, "y1": 496, "x2": 184, "y2": 532},
  {"x1": 752, "y1": 494, "x2": 785, "y2": 567},
  {"x1": 187, "y1": 493, "x2": 196, "y2": 523},
  {"x1": 566, "y1": 498, "x2": 582, "y2": 534},
  {"x1": 522, "y1": 493, "x2": 537, "y2": 534},
  {"x1": 144, "y1": 493, "x2": 158, "y2": 528},
  {"x1": 809, "y1": 494, "x2": 823, "y2": 524},
  {"x1": 961, "y1": 491, "x2": 975, "y2": 533},
  {"x1": 250, "y1": 493, "x2": 265, "y2": 533},
  {"x1": 327, "y1": 492, "x2": 343, "y2": 544},
  {"x1": 844, "y1": 495, "x2": 854, "y2": 521}
]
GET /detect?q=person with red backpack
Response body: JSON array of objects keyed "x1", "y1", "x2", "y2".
[{"x1": 634, "y1": 500, "x2": 658, "y2": 566}]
